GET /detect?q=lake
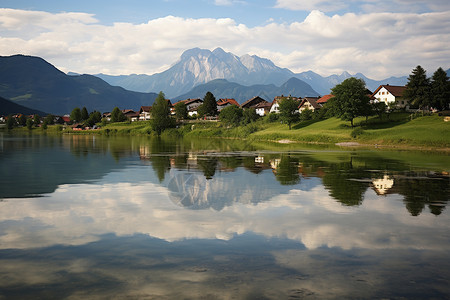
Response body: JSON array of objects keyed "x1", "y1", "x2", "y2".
[{"x1": 0, "y1": 133, "x2": 449, "y2": 299}]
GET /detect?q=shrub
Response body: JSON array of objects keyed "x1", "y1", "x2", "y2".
[{"x1": 350, "y1": 127, "x2": 364, "y2": 138}]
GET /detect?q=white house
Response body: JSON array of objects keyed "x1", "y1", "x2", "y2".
[
  {"x1": 139, "y1": 106, "x2": 152, "y2": 120},
  {"x1": 269, "y1": 95, "x2": 300, "y2": 114},
  {"x1": 371, "y1": 85, "x2": 408, "y2": 108}
]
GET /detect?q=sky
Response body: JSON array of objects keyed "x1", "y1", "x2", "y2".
[{"x1": 0, "y1": 0, "x2": 449, "y2": 79}]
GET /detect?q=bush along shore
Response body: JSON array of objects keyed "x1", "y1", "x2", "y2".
[{"x1": 6, "y1": 112, "x2": 450, "y2": 151}]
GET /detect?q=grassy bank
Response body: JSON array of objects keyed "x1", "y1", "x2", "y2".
[{"x1": 5, "y1": 113, "x2": 450, "y2": 149}]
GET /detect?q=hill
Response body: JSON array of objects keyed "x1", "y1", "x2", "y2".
[
  {"x1": 173, "y1": 77, "x2": 320, "y2": 103},
  {"x1": 0, "y1": 96, "x2": 46, "y2": 116},
  {"x1": 0, "y1": 55, "x2": 158, "y2": 115}
]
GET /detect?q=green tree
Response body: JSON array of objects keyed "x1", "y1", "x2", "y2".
[
  {"x1": 219, "y1": 105, "x2": 243, "y2": 126},
  {"x1": 18, "y1": 114, "x2": 27, "y2": 126},
  {"x1": 279, "y1": 97, "x2": 299, "y2": 129},
  {"x1": 70, "y1": 107, "x2": 82, "y2": 123},
  {"x1": 174, "y1": 101, "x2": 188, "y2": 120},
  {"x1": 372, "y1": 102, "x2": 386, "y2": 119},
  {"x1": 330, "y1": 77, "x2": 370, "y2": 127},
  {"x1": 44, "y1": 114, "x2": 55, "y2": 125},
  {"x1": 300, "y1": 108, "x2": 313, "y2": 121},
  {"x1": 85, "y1": 111, "x2": 102, "y2": 127},
  {"x1": 430, "y1": 67, "x2": 450, "y2": 111},
  {"x1": 404, "y1": 65, "x2": 431, "y2": 109},
  {"x1": 26, "y1": 118, "x2": 33, "y2": 130},
  {"x1": 111, "y1": 107, "x2": 126, "y2": 123},
  {"x1": 81, "y1": 107, "x2": 89, "y2": 121},
  {"x1": 6, "y1": 115, "x2": 15, "y2": 130},
  {"x1": 33, "y1": 114, "x2": 41, "y2": 126},
  {"x1": 152, "y1": 91, "x2": 172, "y2": 135},
  {"x1": 202, "y1": 91, "x2": 218, "y2": 117},
  {"x1": 242, "y1": 107, "x2": 258, "y2": 125}
]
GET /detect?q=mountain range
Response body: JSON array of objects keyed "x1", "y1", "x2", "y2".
[
  {"x1": 172, "y1": 77, "x2": 319, "y2": 103},
  {"x1": 0, "y1": 55, "x2": 158, "y2": 115},
  {"x1": 96, "y1": 47, "x2": 410, "y2": 97}
]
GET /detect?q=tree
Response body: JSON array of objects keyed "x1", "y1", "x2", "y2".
[
  {"x1": 330, "y1": 77, "x2": 370, "y2": 127},
  {"x1": 26, "y1": 118, "x2": 33, "y2": 130},
  {"x1": 279, "y1": 97, "x2": 299, "y2": 129},
  {"x1": 70, "y1": 107, "x2": 82, "y2": 123},
  {"x1": 6, "y1": 115, "x2": 15, "y2": 130},
  {"x1": 18, "y1": 114, "x2": 27, "y2": 126},
  {"x1": 174, "y1": 101, "x2": 188, "y2": 120},
  {"x1": 219, "y1": 105, "x2": 243, "y2": 126},
  {"x1": 202, "y1": 92, "x2": 218, "y2": 117},
  {"x1": 81, "y1": 107, "x2": 89, "y2": 121},
  {"x1": 85, "y1": 111, "x2": 102, "y2": 127},
  {"x1": 111, "y1": 107, "x2": 126, "y2": 123},
  {"x1": 152, "y1": 91, "x2": 172, "y2": 135},
  {"x1": 430, "y1": 67, "x2": 450, "y2": 111},
  {"x1": 44, "y1": 114, "x2": 55, "y2": 125},
  {"x1": 372, "y1": 102, "x2": 386, "y2": 119},
  {"x1": 33, "y1": 114, "x2": 41, "y2": 126},
  {"x1": 404, "y1": 65, "x2": 431, "y2": 109},
  {"x1": 242, "y1": 108, "x2": 258, "y2": 125}
]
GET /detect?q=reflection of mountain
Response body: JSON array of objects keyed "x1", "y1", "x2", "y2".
[{"x1": 167, "y1": 168, "x2": 296, "y2": 210}]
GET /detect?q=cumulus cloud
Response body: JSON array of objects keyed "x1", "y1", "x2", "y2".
[
  {"x1": 274, "y1": 0, "x2": 450, "y2": 13},
  {"x1": 0, "y1": 8, "x2": 449, "y2": 78}
]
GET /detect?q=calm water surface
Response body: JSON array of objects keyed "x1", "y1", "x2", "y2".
[{"x1": 0, "y1": 133, "x2": 449, "y2": 299}]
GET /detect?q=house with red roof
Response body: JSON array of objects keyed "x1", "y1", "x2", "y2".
[
  {"x1": 217, "y1": 98, "x2": 240, "y2": 111},
  {"x1": 139, "y1": 106, "x2": 152, "y2": 120},
  {"x1": 371, "y1": 85, "x2": 408, "y2": 108}
]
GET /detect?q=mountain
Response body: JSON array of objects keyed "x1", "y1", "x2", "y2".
[
  {"x1": 173, "y1": 77, "x2": 320, "y2": 103},
  {"x1": 0, "y1": 55, "x2": 158, "y2": 115},
  {"x1": 295, "y1": 71, "x2": 408, "y2": 95},
  {"x1": 0, "y1": 96, "x2": 46, "y2": 116},
  {"x1": 95, "y1": 47, "x2": 414, "y2": 98},
  {"x1": 96, "y1": 47, "x2": 295, "y2": 98}
]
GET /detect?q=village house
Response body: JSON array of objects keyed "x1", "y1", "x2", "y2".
[
  {"x1": 217, "y1": 98, "x2": 240, "y2": 111},
  {"x1": 241, "y1": 96, "x2": 269, "y2": 110},
  {"x1": 139, "y1": 106, "x2": 152, "y2": 120},
  {"x1": 269, "y1": 95, "x2": 300, "y2": 114},
  {"x1": 316, "y1": 94, "x2": 333, "y2": 106},
  {"x1": 371, "y1": 85, "x2": 408, "y2": 108},
  {"x1": 255, "y1": 101, "x2": 273, "y2": 116},
  {"x1": 298, "y1": 97, "x2": 322, "y2": 113}
]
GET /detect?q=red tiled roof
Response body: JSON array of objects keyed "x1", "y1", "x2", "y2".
[
  {"x1": 317, "y1": 94, "x2": 334, "y2": 104},
  {"x1": 139, "y1": 106, "x2": 152, "y2": 113},
  {"x1": 217, "y1": 98, "x2": 240, "y2": 107}
]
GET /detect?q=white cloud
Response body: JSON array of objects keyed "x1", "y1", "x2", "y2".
[
  {"x1": 0, "y1": 8, "x2": 449, "y2": 78},
  {"x1": 274, "y1": 0, "x2": 450, "y2": 13}
]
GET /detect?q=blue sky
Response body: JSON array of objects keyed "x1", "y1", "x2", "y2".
[{"x1": 1, "y1": 0, "x2": 449, "y2": 79}]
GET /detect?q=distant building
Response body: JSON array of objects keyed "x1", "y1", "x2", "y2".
[
  {"x1": 371, "y1": 85, "x2": 408, "y2": 108},
  {"x1": 217, "y1": 98, "x2": 240, "y2": 111},
  {"x1": 241, "y1": 96, "x2": 268, "y2": 109}
]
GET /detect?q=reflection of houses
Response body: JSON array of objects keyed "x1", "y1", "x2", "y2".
[
  {"x1": 371, "y1": 174, "x2": 394, "y2": 195},
  {"x1": 371, "y1": 85, "x2": 408, "y2": 108}
]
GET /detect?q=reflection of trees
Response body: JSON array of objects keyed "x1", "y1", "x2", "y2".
[
  {"x1": 149, "y1": 137, "x2": 174, "y2": 182},
  {"x1": 197, "y1": 157, "x2": 218, "y2": 180},
  {"x1": 274, "y1": 155, "x2": 300, "y2": 185},
  {"x1": 395, "y1": 173, "x2": 450, "y2": 216},
  {"x1": 322, "y1": 160, "x2": 369, "y2": 206}
]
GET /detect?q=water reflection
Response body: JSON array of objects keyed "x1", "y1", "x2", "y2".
[{"x1": 1, "y1": 134, "x2": 450, "y2": 299}]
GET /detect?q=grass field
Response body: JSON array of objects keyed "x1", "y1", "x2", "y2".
[{"x1": 8, "y1": 112, "x2": 450, "y2": 150}]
